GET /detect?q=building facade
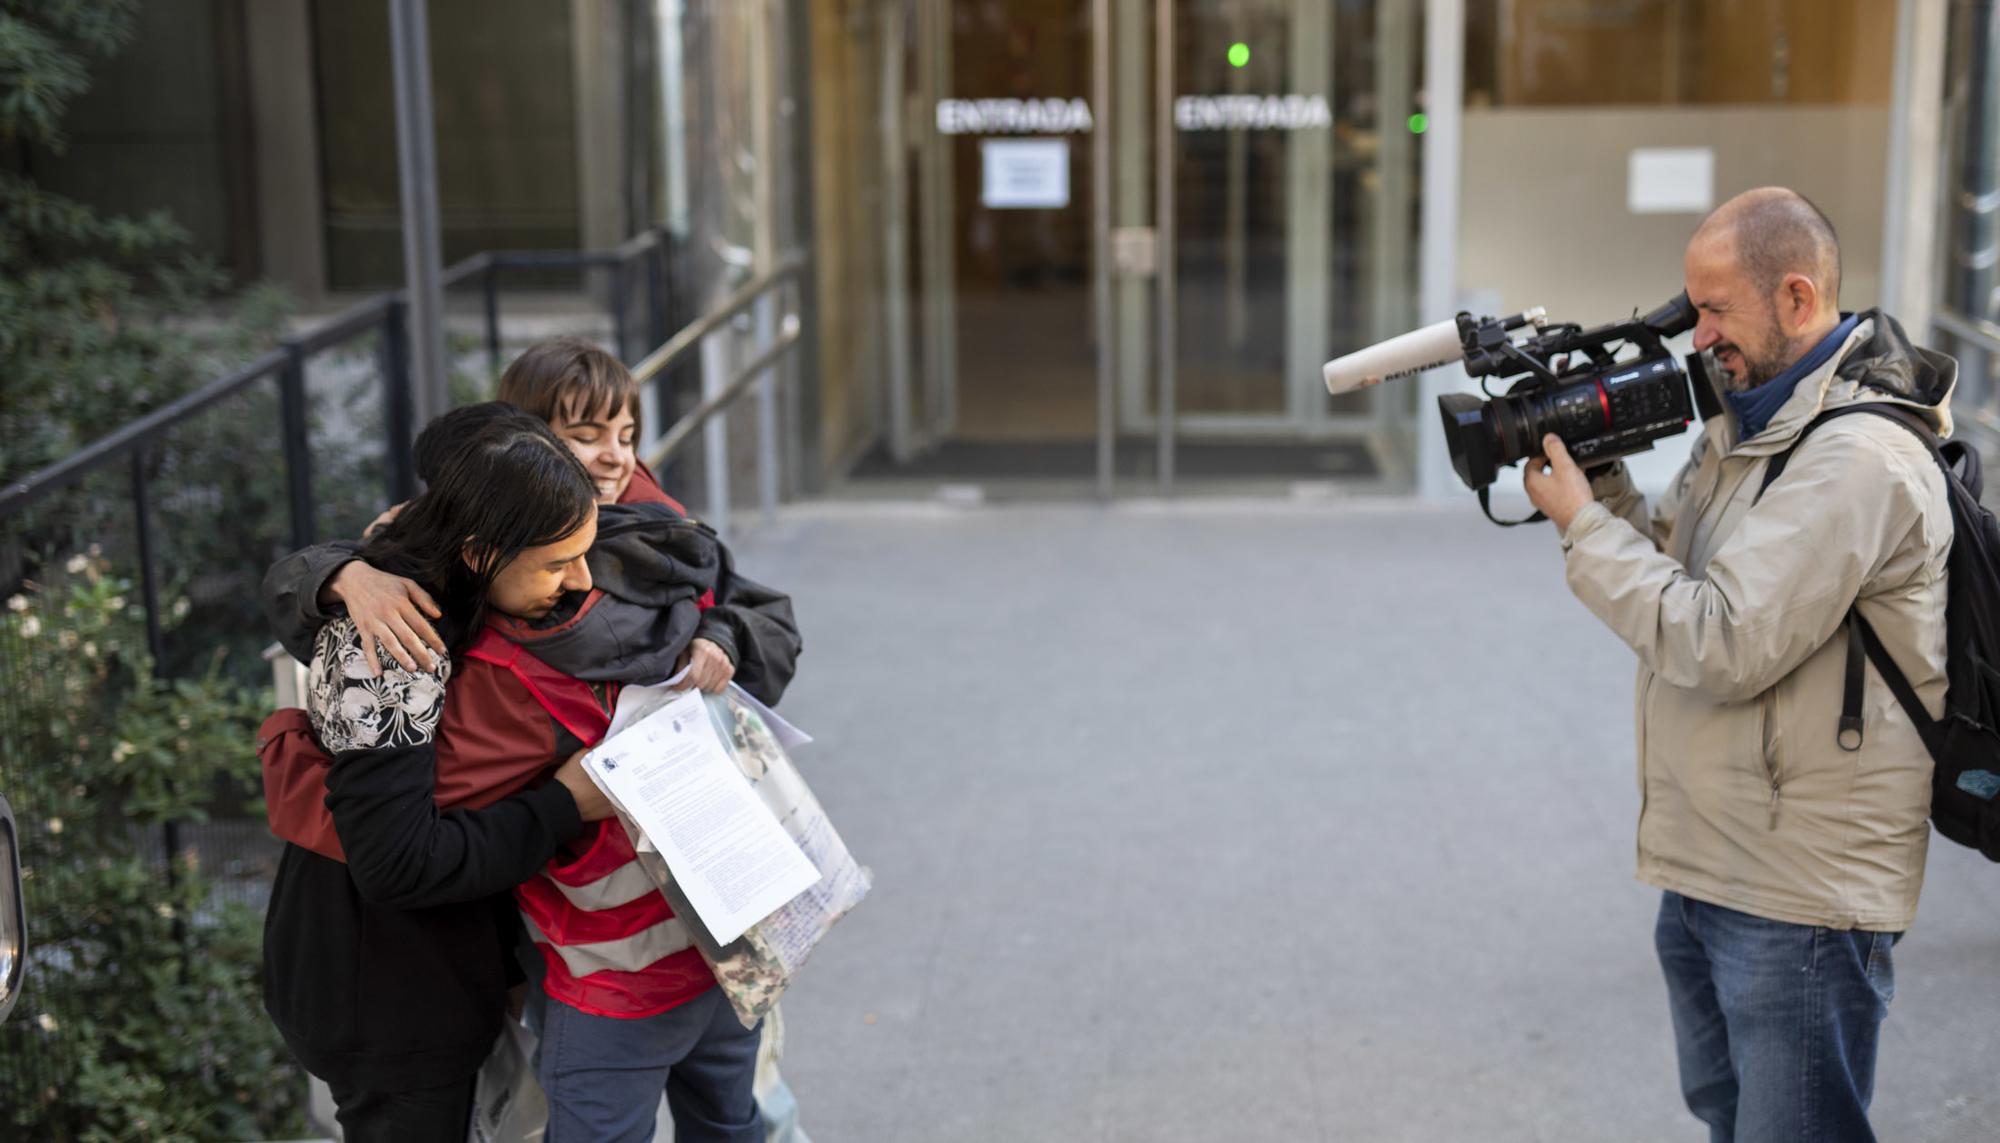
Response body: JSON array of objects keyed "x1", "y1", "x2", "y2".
[{"x1": 23, "y1": 0, "x2": 1998, "y2": 497}]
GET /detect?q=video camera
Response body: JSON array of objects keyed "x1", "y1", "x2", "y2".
[{"x1": 1324, "y1": 294, "x2": 1709, "y2": 523}]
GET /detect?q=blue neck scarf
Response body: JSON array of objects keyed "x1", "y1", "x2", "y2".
[{"x1": 1723, "y1": 314, "x2": 1860, "y2": 441}]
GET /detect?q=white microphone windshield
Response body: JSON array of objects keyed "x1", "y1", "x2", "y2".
[{"x1": 1322, "y1": 318, "x2": 1464, "y2": 396}]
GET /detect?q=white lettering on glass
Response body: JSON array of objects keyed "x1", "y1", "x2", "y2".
[
  {"x1": 1172, "y1": 93, "x2": 1334, "y2": 131},
  {"x1": 935, "y1": 98, "x2": 1096, "y2": 136}
]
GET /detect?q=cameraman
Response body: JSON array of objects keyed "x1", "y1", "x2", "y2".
[{"x1": 1523, "y1": 187, "x2": 1955, "y2": 1143}]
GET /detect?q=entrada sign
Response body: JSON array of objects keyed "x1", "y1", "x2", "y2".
[
  {"x1": 1174, "y1": 94, "x2": 1332, "y2": 131},
  {"x1": 934, "y1": 93, "x2": 1334, "y2": 136},
  {"x1": 937, "y1": 99, "x2": 1095, "y2": 135}
]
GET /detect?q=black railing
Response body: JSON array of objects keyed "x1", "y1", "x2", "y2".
[{"x1": 0, "y1": 228, "x2": 683, "y2": 661}]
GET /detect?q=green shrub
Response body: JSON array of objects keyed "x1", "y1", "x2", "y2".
[{"x1": 0, "y1": 556, "x2": 303, "y2": 1142}]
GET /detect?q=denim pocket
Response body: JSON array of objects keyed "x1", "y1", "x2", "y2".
[{"x1": 1865, "y1": 931, "x2": 1898, "y2": 1006}]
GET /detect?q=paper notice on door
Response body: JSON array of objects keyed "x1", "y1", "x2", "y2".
[
  {"x1": 584, "y1": 687, "x2": 820, "y2": 945},
  {"x1": 981, "y1": 138, "x2": 1070, "y2": 209}
]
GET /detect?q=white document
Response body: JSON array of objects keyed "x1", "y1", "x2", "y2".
[
  {"x1": 604, "y1": 665, "x2": 693, "y2": 738},
  {"x1": 585, "y1": 687, "x2": 820, "y2": 945}
]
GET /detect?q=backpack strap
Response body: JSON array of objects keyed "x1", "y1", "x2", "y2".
[
  {"x1": 1754, "y1": 402, "x2": 1940, "y2": 503},
  {"x1": 1852, "y1": 610, "x2": 1943, "y2": 754},
  {"x1": 1754, "y1": 403, "x2": 1942, "y2": 751}
]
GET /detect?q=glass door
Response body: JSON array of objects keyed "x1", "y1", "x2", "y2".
[
  {"x1": 927, "y1": 1, "x2": 1103, "y2": 445},
  {"x1": 866, "y1": 0, "x2": 1419, "y2": 486},
  {"x1": 1141, "y1": 0, "x2": 1421, "y2": 462}
]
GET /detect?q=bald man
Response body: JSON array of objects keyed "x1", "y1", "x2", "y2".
[{"x1": 1524, "y1": 188, "x2": 1958, "y2": 1142}]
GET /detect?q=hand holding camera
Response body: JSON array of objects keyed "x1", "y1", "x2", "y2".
[
  {"x1": 1521, "y1": 434, "x2": 1595, "y2": 533},
  {"x1": 1325, "y1": 293, "x2": 1705, "y2": 524}
]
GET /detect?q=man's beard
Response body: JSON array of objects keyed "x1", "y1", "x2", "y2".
[{"x1": 1717, "y1": 312, "x2": 1794, "y2": 392}]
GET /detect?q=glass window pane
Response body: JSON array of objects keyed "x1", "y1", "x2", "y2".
[
  {"x1": 1467, "y1": 0, "x2": 1894, "y2": 108},
  {"x1": 314, "y1": 0, "x2": 582, "y2": 291}
]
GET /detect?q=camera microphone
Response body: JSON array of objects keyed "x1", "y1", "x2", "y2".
[{"x1": 1321, "y1": 308, "x2": 1547, "y2": 395}]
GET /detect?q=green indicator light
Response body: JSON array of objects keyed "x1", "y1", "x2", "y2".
[
  {"x1": 1228, "y1": 42, "x2": 1250, "y2": 68},
  {"x1": 1408, "y1": 112, "x2": 1429, "y2": 134}
]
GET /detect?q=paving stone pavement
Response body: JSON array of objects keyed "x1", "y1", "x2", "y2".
[{"x1": 728, "y1": 497, "x2": 2000, "y2": 1143}]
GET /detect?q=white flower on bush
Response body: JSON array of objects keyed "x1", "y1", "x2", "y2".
[
  {"x1": 82, "y1": 641, "x2": 97, "y2": 658},
  {"x1": 19, "y1": 615, "x2": 40, "y2": 638},
  {"x1": 6, "y1": 594, "x2": 26, "y2": 613},
  {"x1": 156, "y1": 903, "x2": 175, "y2": 920},
  {"x1": 171, "y1": 596, "x2": 190, "y2": 620},
  {"x1": 65, "y1": 554, "x2": 88, "y2": 575},
  {"x1": 57, "y1": 630, "x2": 78, "y2": 651},
  {"x1": 111, "y1": 741, "x2": 135, "y2": 763},
  {"x1": 46, "y1": 818, "x2": 63, "y2": 835},
  {"x1": 37, "y1": 1013, "x2": 57, "y2": 1034},
  {"x1": 107, "y1": 596, "x2": 126, "y2": 611}
]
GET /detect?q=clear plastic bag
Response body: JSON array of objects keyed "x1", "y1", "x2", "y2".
[{"x1": 621, "y1": 689, "x2": 871, "y2": 1028}]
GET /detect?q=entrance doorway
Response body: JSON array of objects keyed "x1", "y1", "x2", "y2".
[
  {"x1": 947, "y1": 1, "x2": 1099, "y2": 443},
  {"x1": 854, "y1": 0, "x2": 1422, "y2": 487}
]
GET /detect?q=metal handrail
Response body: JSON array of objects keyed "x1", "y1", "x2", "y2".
[
  {"x1": 1, "y1": 225, "x2": 690, "y2": 684},
  {"x1": 630, "y1": 249, "x2": 808, "y2": 387},
  {"x1": 0, "y1": 230, "x2": 679, "y2": 526},
  {"x1": 1934, "y1": 308, "x2": 2000, "y2": 356},
  {"x1": 647, "y1": 315, "x2": 804, "y2": 465},
  {"x1": 1933, "y1": 308, "x2": 2000, "y2": 446},
  {"x1": 0, "y1": 345, "x2": 293, "y2": 519},
  {"x1": 635, "y1": 249, "x2": 811, "y2": 536}
]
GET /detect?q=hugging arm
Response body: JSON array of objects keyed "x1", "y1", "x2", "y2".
[
  {"x1": 695, "y1": 544, "x2": 803, "y2": 706},
  {"x1": 263, "y1": 542, "x2": 363, "y2": 663},
  {"x1": 265, "y1": 541, "x2": 443, "y2": 675}
]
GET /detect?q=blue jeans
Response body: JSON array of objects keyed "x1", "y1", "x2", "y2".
[
  {"x1": 1654, "y1": 891, "x2": 1899, "y2": 1143},
  {"x1": 536, "y1": 986, "x2": 763, "y2": 1143}
]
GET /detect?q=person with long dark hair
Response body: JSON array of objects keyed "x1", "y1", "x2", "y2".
[{"x1": 261, "y1": 404, "x2": 617, "y2": 1141}]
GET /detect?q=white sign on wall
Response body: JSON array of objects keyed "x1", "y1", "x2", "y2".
[
  {"x1": 980, "y1": 139, "x2": 1071, "y2": 209},
  {"x1": 1628, "y1": 148, "x2": 1715, "y2": 214},
  {"x1": 938, "y1": 98, "x2": 1094, "y2": 135}
]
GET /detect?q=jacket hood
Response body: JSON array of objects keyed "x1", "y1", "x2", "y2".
[
  {"x1": 1834, "y1": 308, "x2": 1957, "y2": 408},
  {"x1": 487, "y1": 503, "x2": 723, "y2": 683}
]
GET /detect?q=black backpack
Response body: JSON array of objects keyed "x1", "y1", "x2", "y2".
[{"x1": 1759, "y1": 403, "x2": 2000, "y2": 860}]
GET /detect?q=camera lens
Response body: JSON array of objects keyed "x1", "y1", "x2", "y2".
[{"x1": 1493, "y1": 382, "x2": 1609, "y2": 465}]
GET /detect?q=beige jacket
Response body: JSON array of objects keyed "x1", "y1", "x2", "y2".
[{"x1": 1561, "y1": 314, "x2": 1956, "y2": 931}]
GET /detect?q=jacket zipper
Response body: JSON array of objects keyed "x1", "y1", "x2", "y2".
[
  {"x1": 1637, "y1": 672, "x2": 1655, "y2": 847},
  {"x1": 1697, "y1": 448, "x2": 1786, "y2": 831},
  {"x1": 1761, "y1": 689, "x2": 1782, "y2": 830}
]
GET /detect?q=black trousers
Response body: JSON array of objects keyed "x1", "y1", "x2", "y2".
[{"x1": 325, "y1": 1075, "x2": 476, "y2": 1142}]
